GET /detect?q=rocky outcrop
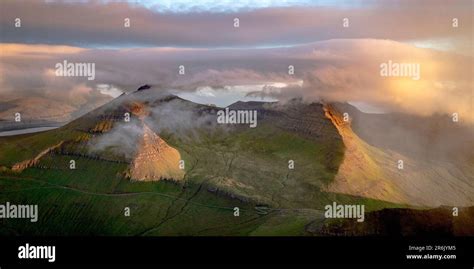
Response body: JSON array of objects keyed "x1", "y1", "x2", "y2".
[
  {"x1": 11, "y1": 141, "x2": 64, "y2": 172},
  {"x1": 129, "y1": 124, "x2": 184, "y2": 181}
]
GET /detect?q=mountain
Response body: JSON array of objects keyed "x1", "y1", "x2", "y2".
[
  {"x1": 324, "y1": 103, "x2": 474, "y2": 207},
  {"x1": 0, "y1": 86, "x2": 472, "y2": 236},
  {"x1": 0, "y1": 97, "x2": 76, "y2": 130},
  {"x1": 0, "y1": 95, "x2": 112, "y2": 131}
]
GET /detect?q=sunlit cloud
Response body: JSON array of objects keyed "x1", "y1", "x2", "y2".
[{"x1": 1, "y1": 39, "x2": 471, "y2": 122}]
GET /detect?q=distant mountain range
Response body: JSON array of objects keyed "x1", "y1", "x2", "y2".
[{"x1": 0, "y1": 95, "x2": 111, "y2": 131}]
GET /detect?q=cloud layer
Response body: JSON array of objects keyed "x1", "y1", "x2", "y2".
[
  {"x1": 0, "y1": 1, "x2": 472, "y2": 124},
  {"x1": 1, "y1": 39, "x2": 472, "y2": 122},
  {"x1": 0, "y1": 0, "x2": 471, "y2": 53}
]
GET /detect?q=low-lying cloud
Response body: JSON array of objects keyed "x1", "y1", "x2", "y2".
[{"x1": 88, "y1": 118, "x2": 144, "y2": 159}]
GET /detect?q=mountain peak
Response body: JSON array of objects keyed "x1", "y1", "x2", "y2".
[{"x1": 136, "y1": 84, "x2": 152, "y2": 91}]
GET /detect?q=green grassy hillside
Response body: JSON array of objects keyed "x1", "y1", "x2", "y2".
[{"x1": 0, "y1": 93, "x2": 403, "y2": 236}]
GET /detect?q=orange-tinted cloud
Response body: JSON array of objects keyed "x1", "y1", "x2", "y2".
[{"x1": 0, "y1": 39, "x2": 471, "y2": 123}]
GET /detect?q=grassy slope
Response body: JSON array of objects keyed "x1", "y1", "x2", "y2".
[
  {"x1": 0, "y1": 100, "x2": 404, "y2": 236},
  {"x1": 0, "y1": 128, "x2": 79, "y2": 166}
]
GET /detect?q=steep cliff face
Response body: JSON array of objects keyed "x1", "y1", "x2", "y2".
[
  {"x1": 129, "y1": 124, "x2": 184, "y2": 181},
  {"x1": 323, "y1": 104, "x2": 409, "y2": 205},
  {"x1": 324, "y1": 103, "x2": 474, "y2": 207},
  {"x1": 125, "y1": 97, "x2": 184, "y2": 181}
]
